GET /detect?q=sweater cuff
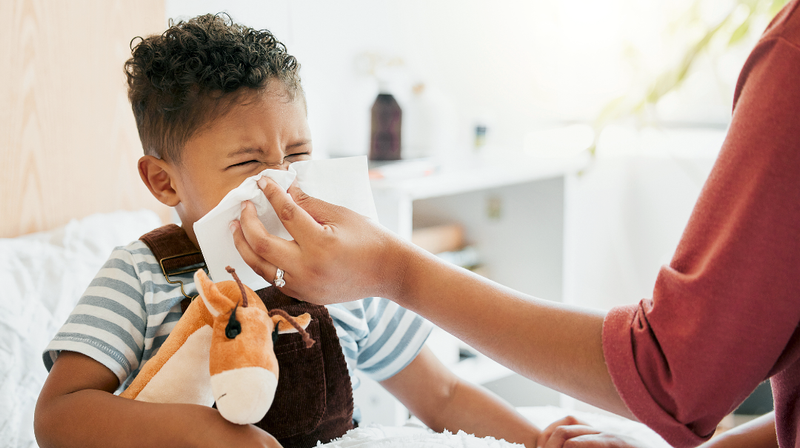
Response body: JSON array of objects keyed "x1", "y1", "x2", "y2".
[{"x1": 602, "y1": 303, "x2": 712, "y2": 448}]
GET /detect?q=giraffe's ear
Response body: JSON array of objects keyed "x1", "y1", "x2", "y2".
[
  {"x1": 195, "y1": 269, "x2": 234, "y2": 317},
  {"x1": 272, "y1": 312, "x2": 311, "y2": 334}
]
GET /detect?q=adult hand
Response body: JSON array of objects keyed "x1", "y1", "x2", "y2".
[
  {"x1": 231, "y1": 177, "x2": 418, "y2": 304},
  {"x1": 536, "y1": 416, "x2": 647, "y2": 448}
]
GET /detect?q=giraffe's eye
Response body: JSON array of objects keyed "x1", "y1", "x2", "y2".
[
  {"x1": 272, "y1": 322, "x2": 280, "y2": 344},
  {"x1": 225, "y1": 303, "x2": 242, "y2": 339}
]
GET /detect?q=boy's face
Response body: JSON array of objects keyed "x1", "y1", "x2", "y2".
[{"x1": 170, "y1": 84, "x2": 312, "y2": 245}]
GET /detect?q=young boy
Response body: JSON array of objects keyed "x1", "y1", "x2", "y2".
[{"x1": 34, "y1": 13, "x2": 540, "y2": 448}]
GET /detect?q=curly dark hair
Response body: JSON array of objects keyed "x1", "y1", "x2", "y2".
[{"x1": 124, "y1": 13, "x2": 303, "y2": 162}]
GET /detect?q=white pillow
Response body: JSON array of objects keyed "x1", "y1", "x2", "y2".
[{"x1": 0, "y1": 209, "x2": 163, "y2": 448}]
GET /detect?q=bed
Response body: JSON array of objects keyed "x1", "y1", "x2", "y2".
[{"x1": 0, "y1": 209, "x2": 672, "y2": 448}]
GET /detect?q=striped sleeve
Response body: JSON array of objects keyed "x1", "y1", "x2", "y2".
[
  {"x1": 43, "y1": 240, "x2": 200, "y2": 389},
  {"x1": 43, "y1": 243, "x2": 150, "y2": 384},
  {"x1": 328, "y1": 297, "x2": 432, "y2": 382}
]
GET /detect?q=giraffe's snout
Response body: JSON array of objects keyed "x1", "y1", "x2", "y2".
[{"x1": 211, "y1": 366, "x2": 279, "y2": 425}]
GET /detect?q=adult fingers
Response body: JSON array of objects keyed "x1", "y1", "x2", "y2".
[
  {"x1": 234, "y1": 201, "x2": 296, "y2": 283},
  {"x1": 258, "y1": 177, "x2": 323, "y2": 242},
  {"x1": 286, "y1": 180, "x2": 348, "y2": 225},
  {"x1": 538, "y1": 416, "x2": 587, "y2": 447},
  {"x1": 541, "y1": 425, "x2": 602, "y2": 448},
  {"x1": 546, "y1": 431, "x2": 645, "y2": 448},
  {"x1": 230, "y1": 217, "x2": 274, "y2": 282}
]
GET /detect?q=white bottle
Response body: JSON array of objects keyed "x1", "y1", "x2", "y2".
[{"x1": 402, "y1": 82, "x2": 457, "y2": 161}]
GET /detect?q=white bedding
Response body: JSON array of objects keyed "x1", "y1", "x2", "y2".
[
  {"x1": 0, "y1": 210, "x2": 162, "y2": 448},
  {"x1": 317, "y1": 407, "x2": 669, "y2": 447},
  {"x1": 0, "y1": 210, "x2": 669, "y2": 448},
  {"x1": 317, "y1": 424, "x2": 523, "y2": 447}
]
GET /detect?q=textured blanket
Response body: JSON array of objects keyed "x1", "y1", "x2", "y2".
[
  {"x1": 318, "y1": 425, "x2": 522, "y2": 447},
  {"x1": 318, "y1": 406, "x2": 671, "y2": 448}
]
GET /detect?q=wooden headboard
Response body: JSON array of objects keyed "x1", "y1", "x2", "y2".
[{"x1": 0, "y1": 0, "x2": 170, "y2": 238}]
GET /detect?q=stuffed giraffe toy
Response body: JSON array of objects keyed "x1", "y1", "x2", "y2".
[{"x1": 120, "y1": 267, "x2": 314, "y2": 425}]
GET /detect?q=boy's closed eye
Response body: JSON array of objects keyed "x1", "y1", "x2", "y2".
[
  {"x1": 226, "y1": 152, "x2": 310, "y2": 170},
  {"x1": 285, "y1": 151, "x2": 311, "y2": 161},
  {"x1": 228, "y1": 160, "x2": 260, "y2": 168}
]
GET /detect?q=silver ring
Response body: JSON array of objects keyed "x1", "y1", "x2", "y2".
[{"x1": 273, "y1": 268, "x2": 286, "y2": 288}]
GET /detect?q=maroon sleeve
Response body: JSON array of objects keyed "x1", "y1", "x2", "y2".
[{"x1": 602, "y1": 19, "x2": 800, "y2": 448}]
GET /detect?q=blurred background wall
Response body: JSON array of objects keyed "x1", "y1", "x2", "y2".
[{"x1": 164, "y1": 0, "x2": 770, "y2": 159}]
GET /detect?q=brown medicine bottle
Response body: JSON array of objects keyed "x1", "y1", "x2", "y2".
[{"x1": 369, "y1": 93, "x2": 402, "y2": 161}]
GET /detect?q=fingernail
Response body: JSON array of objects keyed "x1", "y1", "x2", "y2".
[
  {"x1": 241, "y1": 201, "x2": 248, "y2": 211},
  {"x1": 257, "y1": 177, "x2": 267, "y2": 189},
  {"x1": 229, "y1": 221, "x2": 236, "y2": 233}
]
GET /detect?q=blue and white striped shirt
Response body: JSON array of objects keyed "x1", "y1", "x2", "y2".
[{"x1": 43, "y1": 240, "x2": 431, "y2": 400}]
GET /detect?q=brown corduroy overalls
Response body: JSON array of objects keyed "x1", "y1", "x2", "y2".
[{"x1": 140, "y1": 224, "x2": 355, "y2": 447}]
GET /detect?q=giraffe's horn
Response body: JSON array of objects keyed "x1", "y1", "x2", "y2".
[{"x1": 225, "y1": 266, "x2": 248, "y2": 307}]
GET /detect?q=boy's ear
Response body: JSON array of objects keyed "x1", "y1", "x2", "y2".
[{"x1": 138, "y1": 155, "x2": 180, "y2": 207}]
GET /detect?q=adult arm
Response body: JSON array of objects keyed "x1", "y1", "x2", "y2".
[
  {"x1": 702, "y1": 413, "x2": 778, "y2": 448},
  {"x1": 35, "y1": 351, "x2": 281, "y2": 448},
  {"x1": 381, "y1": 346, "x2": 540, "y2": 447},
  {"x1": 232, "y1": 188, "x2": 631, "y2": 418}
]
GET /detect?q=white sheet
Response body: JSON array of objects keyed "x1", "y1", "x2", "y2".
[
  {"x1": 0, "y1": 210, "x2": 162, "y2": 448},
  {"x1": 317, "y1": 424, "x2": 523, "y2": 447},
  {"x1": 317, "y1": 407, "x2": 670, "y2": 447}
]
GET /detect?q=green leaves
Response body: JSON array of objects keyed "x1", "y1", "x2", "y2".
[{"x1": 590, "y1": 0, "x2": 786, "y2": 151}]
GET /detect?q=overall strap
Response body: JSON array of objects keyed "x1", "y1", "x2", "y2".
[{"x1": 139, "y1": 224, "x2": 206, "y2": 312}]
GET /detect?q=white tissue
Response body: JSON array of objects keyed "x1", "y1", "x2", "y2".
[{"x1": 193, "y1": 156, "x2": 378, "y2": 290}]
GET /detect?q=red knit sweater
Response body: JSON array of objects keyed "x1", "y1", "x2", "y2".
[{"x1": 603, "y1": 1, "x2": 800, "y2": 446}]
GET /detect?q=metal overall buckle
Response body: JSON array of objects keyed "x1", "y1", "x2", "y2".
[{"x1": 158, "y1": 251, "x2": 207, "y2": 302}]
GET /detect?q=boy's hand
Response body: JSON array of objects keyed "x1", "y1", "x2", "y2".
[
  {"x1": 231, "y1": 177, "x2": 418, "y2": 304},
  {"x1": 35, "y1": 351, "x2": 284, "y2": 448},
  {"x1": 536, "y1": 416, "x2": 647, "y2": 448}
]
